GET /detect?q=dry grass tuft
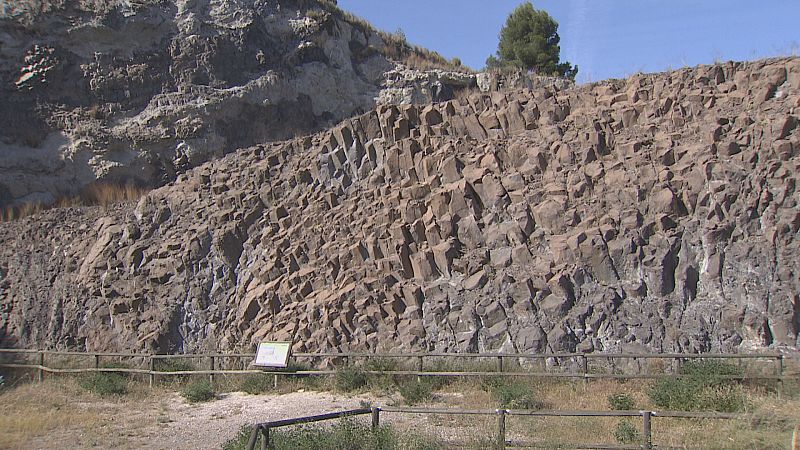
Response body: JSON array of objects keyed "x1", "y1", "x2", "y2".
[
  {"x1": 1, "y1": 182, "x2": 148, "y2": 223},
  {"x1": 78, "y1": 182, "x2": 149, "y2": 207},
  {"x1": 0, "y1": 378, "x2": 109, "y2": 449},
  {"x1": 0, "y1": 202, "x2": 44, "y2": 222},
  {"x1": 0, "y1": 376, "x2": 168, "y2": 449}
]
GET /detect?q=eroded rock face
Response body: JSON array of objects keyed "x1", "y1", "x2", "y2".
[
  {"x1": 1, "y1": 0, "x2": 471, "y2": 207},
  {"x1": 1, "y1": 57, "x2": 800, "y2": 355}
]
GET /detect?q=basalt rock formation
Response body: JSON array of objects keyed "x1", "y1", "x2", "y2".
[
  {"x1": 1, "y1": 54, "x2": 800, "y2": 355},
  {"x1": 0, "y1": 0, "x2": 477, "y2": 207}
]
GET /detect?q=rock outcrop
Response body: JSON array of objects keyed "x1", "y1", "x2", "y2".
[
  {"x1": 1, "y1": 56, "x2": 800, "y2": 355},
  {"x1": 0, "y1": 0, "x2": 478, "y2": 207}
]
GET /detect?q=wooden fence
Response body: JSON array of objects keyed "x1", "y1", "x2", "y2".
[
  {"x1": 243, "y1": 406, "x2": 743, "y2": 450},
  {"x1": 0, "y1": 348, "x2": 791, "y2": 387}
]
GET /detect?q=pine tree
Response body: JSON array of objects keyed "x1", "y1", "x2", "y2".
[{"x1": 488, "y1": 2, "x2": 577, "y2": 79}]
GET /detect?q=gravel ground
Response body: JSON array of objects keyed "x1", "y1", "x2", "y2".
[
  {"x1": 127, "y1": 390, "x2": 384, "y2": 449},
  {"x1": 18, "y1": 387, "x2": 488, "y2": 449}
]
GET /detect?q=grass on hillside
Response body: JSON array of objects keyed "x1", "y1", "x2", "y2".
[{"x1": 0, "y1": 182, "x2": 148, "y2": 222}]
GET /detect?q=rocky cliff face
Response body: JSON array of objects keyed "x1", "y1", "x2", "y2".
[
  {"x1": 1, "y1": 56, "x2": 799, "y2": 355},
  {"x1": 0, "y1": 0, "x2": 478, "y2": 207}
]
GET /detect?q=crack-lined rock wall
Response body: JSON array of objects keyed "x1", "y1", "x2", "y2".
[
  {"x1": 1, "y1": 57, "x2": 799, "y2": 355},
  {"x1": 0, "y1": 0, "x2": 481, "y2": 207}
]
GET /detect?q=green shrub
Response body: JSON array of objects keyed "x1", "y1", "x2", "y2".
[
  {"x1": 648, "y1": 376, "x2": 697, "y2": 410},
  {"x1": 239, "y1": 374, "x2": 274, "y2": 395},
  {"x1": 399, "y1": 379, "x2": 434, "y2": 405},
  {"x1": 335, "y1": 367, "x2": 367, "y2": 392},
  {"x1": 222, "y1": 420, "x2": 442, "y2": 450},
  {"x1": 648, "y1": 360, "x2": 748, "y2": 412},
  {"x1": 607, "y1": 393, "x2": 635, "y2": 410},
  {"x1": 182, "y1": 379, "x2": 216, "y2": 403},
  {"x1": 680, "y1": 360, "x2": 743, "y2": 385},
  {"x1": 79, "y1": 372, "x2": 128, "y2": 396},
  {"x1": 613, "y1": 419, "x2": 641, "y2": 444},
  {"x1": 484, "y1": 378, "x2": 540, "y2": 409}
]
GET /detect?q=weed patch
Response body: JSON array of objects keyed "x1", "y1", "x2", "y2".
[
  {"x1": 607, "y1": 392, "x2": 635, "y2": 410},
  {"x1": 335, "y1": 367, "x2": 367, "y2": 392},
  {"x1": 239, "y1": 374, "x2": 274, "y2": 395},
  {"x1": 399, "y1": 379, "x2": 434, "y2": 405},
  {"x1": 181, "y1": 379, "x2": 215, "y2": 403},
  {"x1": 78, "y1": 372, "x2": 128, "y2": 396},
  {"x1": 223, "y1": 419, "x2": 443, "y2": 450},
  {"x1": 613, "y1": 419, "x2": 641, "y2": 444},
  {"x1": 484, "y1": 378, "x2": 540, "y2": 409},
  {"x1": 648, "y1": 360, "x2": 747, "y2": 412}
]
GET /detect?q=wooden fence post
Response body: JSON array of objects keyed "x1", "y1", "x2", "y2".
[
  {"x1": 579, "y1": 355, "x2": 588, "y2": 385},
  {"x1": 775, "y1": 355, "x2": 784, "y2": 399},
  {"x1": 149, "y1": 356, "x2": 155, "y2": 388},
  {"x1": 260, "y1": 426, "x2": 270, "y2": 450},
  {"x1": 209, "y1": 356, "x2": 215, "y2": 385},
  {"x1": 371, "y1": 407, "x2": 380, "y2": 430},
  {"x1": 497, "y1": 356, "x2": 504, "y2": 372},
  {"x1": 246, "y1": 425, "x2": 260, "y2": 450},
  {"x1": 496, "y1": 409, "x2": 506, "y2": 449},
  {"x1": 641, "y1": 411, "x2": 652, "y2": 450},
  {"x1": 94, "y1": 354, "x2": 100, "y2": 370},
  {"x1": 37, "y1": 351, "x2": 44, "y2": 383}
]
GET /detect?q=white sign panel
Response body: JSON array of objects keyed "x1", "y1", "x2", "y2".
[{"x1": 253, "y1": 341, "x2": 292, "y2": 368}]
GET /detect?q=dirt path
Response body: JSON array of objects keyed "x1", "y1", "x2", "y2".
[
  {"x1": 5, "y1": 380, "x2": 389, "y2": 450},
  {"x1": 129, "y1": 390, "x2": 384, "y2": 449}
]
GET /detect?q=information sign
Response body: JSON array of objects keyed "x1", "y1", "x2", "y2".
[{"x1": 253, "y1": 341, "x2": 292, "y2": 368}]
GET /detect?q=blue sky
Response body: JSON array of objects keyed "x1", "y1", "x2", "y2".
[{"x1": 338, "y1": 0, "x2": 800, "y2": 83}]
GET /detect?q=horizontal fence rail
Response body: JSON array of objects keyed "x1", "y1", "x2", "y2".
[
  {"x1": 0, "y1": 349, "x2": 792, "y2": 386},
  {"x1": 244, "y1": 406, "x2": 745, "y2": 450}
]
